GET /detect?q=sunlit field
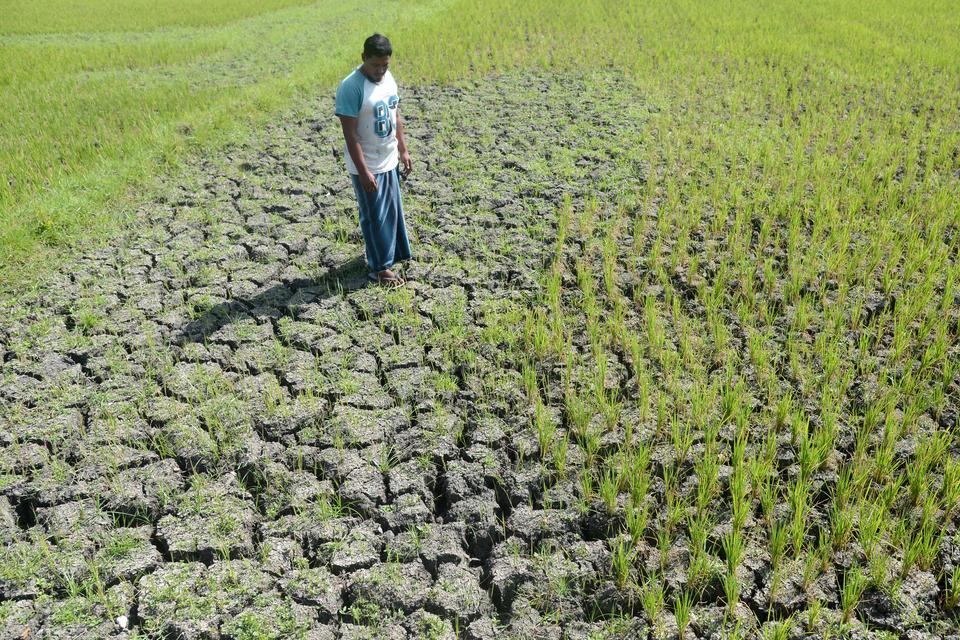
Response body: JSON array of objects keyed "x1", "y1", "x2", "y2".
[{"x1": 1, "y1": 1, "x2": 959, "y2": 637}]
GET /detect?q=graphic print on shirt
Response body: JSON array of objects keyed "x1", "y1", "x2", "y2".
[{"x1": 373, "y1": 96, "x2": 399, "y2": 138}]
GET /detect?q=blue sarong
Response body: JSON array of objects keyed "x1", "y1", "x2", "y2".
[{"x1": 350, "y1": 166, "x2": 412, "y2": 272}]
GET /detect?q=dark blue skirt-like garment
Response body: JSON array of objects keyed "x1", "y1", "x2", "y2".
[{"x1": 350, "y1": 166, "x2": 412, "y2": 272}]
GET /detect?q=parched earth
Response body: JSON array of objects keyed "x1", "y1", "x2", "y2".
[
  {"x1": 6, "y1": 71, "x2": 960, "y2": 640},
  {"x1": 0, "y1": 73, "x2": 654, "y2": 639}
]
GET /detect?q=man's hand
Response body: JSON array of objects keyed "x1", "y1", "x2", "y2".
[
  {"x1": 360, "y1": 170, "x2": 378, "y2": 193},
  {"x1": 396, "y1": 108, "x2": 412, "y2": 178}
]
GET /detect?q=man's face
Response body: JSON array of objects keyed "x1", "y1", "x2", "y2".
[{"x1": 361, "y1": 54, "x2": 390, "y2": 83}]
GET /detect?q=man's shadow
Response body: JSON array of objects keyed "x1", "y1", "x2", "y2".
[{"x1": 173, "y1": 256, "x2": 368, "y2": 346}]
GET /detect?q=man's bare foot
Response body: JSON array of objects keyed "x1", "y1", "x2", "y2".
[{"x1": 368, "y1": 269, "x2": 405, "y2": 287}]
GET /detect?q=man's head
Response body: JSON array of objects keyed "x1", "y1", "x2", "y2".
[{"x1": 361, "y1": 34, "x2": 392, "y2": 83}]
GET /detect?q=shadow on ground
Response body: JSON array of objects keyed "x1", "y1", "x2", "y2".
[{"x1": 174, "y1": 255, "x2": 368, "y2": 345}]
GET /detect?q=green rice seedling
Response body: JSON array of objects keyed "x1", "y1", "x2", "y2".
[
  {"x1": 770, "y1": 522, "x2": 787, "y2": 573},
  {"x1": 901, "y1": 518, "x2": 942, "y2": 577},
  {"x1": 763, "y1": 615, "x2": 795, "y2": 640},
  {"x1": 789, "y1": 477, "x2": 810, "y2": 555},
  {"x1": 673, "y1": 589, "x2": 694, "y2": 639},
  {"x1": 867, "y1": 551, "x2": 891, "y2": 592},
  {"x1": 695, "y1": 455, "x2": 720, "y2": 513},
  {"x1": 723, "y1": 570, "x2": 740, "y2": 616},
  {"x1": 579, "y1": 468, "x2": 595, "y2": 506},
  {"x1": 856, "y1": 500, "x2": 886, "y2": 561},
  {"x1": 941, "y1": 457, "x2": 960, "y2": 519},
  {"x1": 687, "y1": 547, "x2": 714, "y2": 594},
  {"x1": 830, "y1": 500, "x2": 854, "y2": 552},
  {"x1": 657, "y1": 526, "x2": 672, "y2": 573},
  {"x1": 688, "y1": 512, "x2": 711, "y2": 558},
  {"x1": 599, "y1": 465, "x2": 621, "y2": 516},
  {"x1": 521, "y1": 360, "x2": 539, "y2": 404},
  {"x1": 565, "y1": 390, "x2": 592, "y2": 439},
  {"x1": 552, "y1": 433, "x2": 569, "y2": 479},
  {"x1": 626, "y1": 499, "x2": 649, "y2": 545},
  {"x1": 946, "y1": 565, "x2": 960, "y2": 612},
  {"x1": 722, "y1": 529, "x2": 745, "y2": 574},
  {"x1": 640, "y1": 577, "x2": 665, "y2": 627},
  {"x1": 805, "y1": 598, "x2": 824, "y2": 633},
  {"x1": 671, "y1": 413, "x2": 695, "y2": 464},
  {"x1": 535, "y1": 400, "x2": 556, "y2": 460},
  {"x1": 656, "y1": 394, "x2": 669, "y2": 436},
  {"x1": 840, "y1": 564, "x2": 868, "y2": 625},
  {"x1": 610, "y1": 537, "x2": 635, "y2": 589}
]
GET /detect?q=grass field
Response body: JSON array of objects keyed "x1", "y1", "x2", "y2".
[{"x1": 1, "y1": 0, "x2": 959, "y2": 637}]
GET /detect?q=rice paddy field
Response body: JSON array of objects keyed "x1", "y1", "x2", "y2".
[{"x1": 1, "y1": 1, "x2": 959, "y2": 638}]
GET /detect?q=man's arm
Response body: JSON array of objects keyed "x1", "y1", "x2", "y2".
[
  {"x1": 396, "y1": 108, "x2": 412, "y2": 177},
  {"x1": 338, "y1": 115, "x2": 378, "y2": 193}
]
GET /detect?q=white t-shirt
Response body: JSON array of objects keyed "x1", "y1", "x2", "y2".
[{"x1": 334, "y1": 67, "x2": 400, "y2": 175}]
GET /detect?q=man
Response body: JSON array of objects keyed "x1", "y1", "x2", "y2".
[{"x1": 335, "y1": 33, "x2": 412, "y2": 287}]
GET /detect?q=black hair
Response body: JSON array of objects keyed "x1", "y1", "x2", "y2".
[{"x1": 363, "y1": 33, "x2": 392, "y2": 58}]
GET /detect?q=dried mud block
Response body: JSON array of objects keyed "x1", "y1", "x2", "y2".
[
  {"x1": 280, "y1": 566, "x2": 342, "y2": 622},
  {"x1": 379, "y1": 492, "x2": 433, "y2": 532},
  {"x1": 404, "y1": 609, "x2": 457, "y2": 639},
  {"x1": 0, "y1": 538, "x2": 56, "y2": 600},
  {"x1": 37, "y1": 498, "x2": 112, "y2": 542},
  {"x1": 388, "y1": 458, "x2": 437, "y2": 503},
  {"x1": 137, "y1": 562, "x2": 218, "y2": 638},
  {"x1": 470, "y1": 416, "x2": 509, "y2": 449},
  {"x1": 898, "y1": 570, "x2": 942, "y2": 624},
  {"x1": 0, "y1": 496, "x2": 20, "y2": 543},
  {"x1": 507, "y1": 506, "x2": 580, "y2": 546},
  {"x1": 40, "y1": 597, "x2": 120, "y2": 638},
  {"x1": 328, "y1": 405, "x2": 409, "y2": 448},
  {"x1": 338, "y1": 622, "x2": 408, "y2": 640},
  {"x1": 278, "y1": 318, "x2": 340, "y2": 353},
  {"x1": 279, "y1": 349, "x2": 325, "y2": 395},
  {"x1": 161, "y1": 361, "x2": 226, "y2": 403},
  {"x1": 562, "y1": 619, "x2": 649, "y2": 640},
  {"x1": 464, "y1": 617, "x2": 502, "y2": 640},
  {"x1": 260, "y1": 535, "x2": 306, "y2": 576},
  {"x1": 487, "y1": 541, "x2": 536, "y2": 609},
  {"x1": 96, "y1": 525, "x2": 163, "y2": 584},
  {"x1": 256, "y1": 393, "x2": 328, "y2": 443},
  {"x1": 339, "y1": 374, "x2": 395, "y2": 411},
  {"x1": 73, "y1": 443, "x2": 159, "y2": 481},
  {"x1": 156, "y1": 474, "x2": 259, "y2": 562},
  {"x1": 338, "y1": 461, "x2": 387, "y2": 518},
  {"x1": 507, "y1": 595, "x2": 562, "y2": 639},
  {"x1": 208, "y1": 317, "x2": 275, "y2": 347},
  {"x1": 378, "y1": 343, "x2": 424, "y2": 370},
  {"x1": 219, "y1": 596, "x2": 316, "y2": 640},
  {"x1": 346, "y1": 561, "x2": 433, "y2": 614},
  {"x1": 0, "y1": 442, "x2": 49, "y2": 475},
  {"x1": 442, "y1": 459, "x2": 489, "y2": 505},
  {"x1": 231, "y1": 340, "x2": 290, "y2": 375},
  {"x1": 138, "y1": 559, "x2": 278, "y2": 638},
  {"x1": 446, "y1": 491, "x2": 500, "y2": 558},
  {"x1": 302, "y1": 517, "x2": 382, "y2": 573},
  {"x1": 425, "y1": 563, "x2": 491, "y2": 624},
  {"x1": 384, "y1": 365, "x2": 435, "y2": 405},
  {"x1": 418, "y1": 522, "x2": 472, "y2": 575},
  {"x1": 305, "y1": 625, "x2": 339, "y2": 640},
  {"x1": 0, "y1": 599, "x2": 40, "y2": 640},
  {"x1": 100, "y1": 458, "x2": 184, "y2": 521},
  {"x1": 394, "y1": 415, "x2": 460, "y2": 464}
]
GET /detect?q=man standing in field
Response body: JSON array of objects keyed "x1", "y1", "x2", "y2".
[{"x1": 335, "y1": 33, "x2": 413, "y2": 286}]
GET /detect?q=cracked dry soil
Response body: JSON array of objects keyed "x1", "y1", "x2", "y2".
[{"x1": 0, "y1": 73, "x2": 653, "y2": 639}]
